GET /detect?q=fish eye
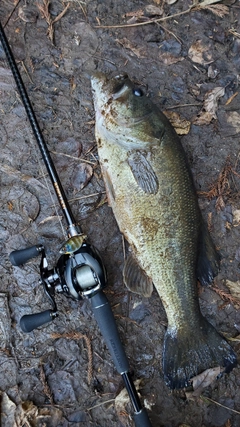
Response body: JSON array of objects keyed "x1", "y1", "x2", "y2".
[{"x1": 133, "y1": 88, "x2": 143, "y2": 97}]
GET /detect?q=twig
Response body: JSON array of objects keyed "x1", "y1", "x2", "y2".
[
  {"x1": 94, "y1": 6, "x2": 194, "y2": 29},
  {"x1": 50, "y1": 150, "x2": 96, "y2": 165},
  {"x1": 200, "y1": 395, "x2": 240, "y2": 415},
  {"x1": 68, "y1": 191, "x2": 105, "y2": 202},
  {"x1": 37, "y1": 0, "x2": 70, "y2": 44},
  {"x1": 155, "y1": 21, "x2": 183, "y2": 45},
  {"x1": 166, "y1": 103, "x2": 202, "y2": 109},
  {"x1": 94, "y1": 0, "x2": 226, "y2": 30},
  {"x1": 87, "y1": 398, "x2": 115, "y2": 411}
]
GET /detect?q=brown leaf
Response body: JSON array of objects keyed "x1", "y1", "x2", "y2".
[
  {"x1": 0, "y1": 294, "x2": 11, "y2": 349},
  {"x1": 125, "y1": 8, "x2": 144, "y2": 17},
  {"x1": 226, "y1": 111, "x2": 240, "y2": 133},
  {"x1": 115, "y1": 379, "x2": 142, "y2": 415},
  {"x1": 145, "y1": 4, "x2": 163, "y2": 16},
  {"x1": 203, "y1": 4, "x2": 229, "y2": 18},
  {"x1": 163, "y1": 111, "x2": 191, "y2": 135},
  {"x1": 188, "y1": 39, "x2": 213, "y2": 65},
  {"x1": 186, "y1": 366, "x2": 221, "y2": 399},
  {"x1": 232, "y1": 209, "x2": 240, "y2": 226},
  {"x1": 116, "y1": 38, "x2": 146, "y2": 58},
  {"x1": 20, "y1": 190, "x2": 40, "y2": 222},
  {"x1": 225, "y1": 280, "x2": 240, "y2": 302},
  {"x1": 193, "y1": 87, "x2": 225, "y2": 125}
]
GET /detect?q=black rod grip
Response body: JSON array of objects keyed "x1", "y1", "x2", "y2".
[
  {"x1": 9, "y1": 245, "x2": 43, "y2": 266},
  {"x1": 20, "y1": 310, "x2": 54, "y2": 332},
  {"x1": 133, "y1": 408, "x2": 153, "y2": 427},
  {"x1": 90, "y1": 290, "x2": 130, "y2": 374}
]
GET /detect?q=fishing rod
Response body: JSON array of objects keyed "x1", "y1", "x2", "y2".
[{"x1": 0, "y1": 20, "x2": 153, "y2": 427}]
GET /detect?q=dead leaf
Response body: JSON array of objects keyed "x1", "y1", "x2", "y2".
[
  {"x1": 188, "y1": 39, "x2": 213, "y2": 65},
  {"x1": 159, "y1": 52, "x2": 184, "y2": 65},
  {"x1": 116, "y1": 38, "x2": 146, "y2": 58},
  {"x1": 163, "y1": 111, "x2": 191, "y2": 135},
  {"x1": 225, "y1": 280, "x2": 240, "y2": 301},
  {"x1": 71, "y1": 163, "x2": 93, "y2": 191},
  {"x1": 208, "y1": 64, "x2": 219, "y2": 79},
  {"x1": 232, "y1": 209, "x2": 240, "y2": 226},
  {"x1": 193, "y1": 0, "x2": 222, "y2": 6},
  {"x1": 19, "y1": 190, "x2": 40, "y2": 222},
  {"x1": 165, "y1": 0, "x2": 178, "y2": 4},
  {"x1": 186, "y1": 366, "x2": 221, "y2": 399},
  {"x1": 193, "y1": 87, "x2": 225, "y2": 125},
  {"x1": 125, "y1": 8, "x2": 144, "y2": 18},
  {"x1": 226, "y1": 111, "x2": 240, "y2": 133},
  {"x1": 145, "y1": 4, "x2": 163, "y2": 16},
  {"x1": 0, "y1": 293, "x2": 11, "y2": 349},
  {"x1": 194, "y1": 1, "x2": 229, "y2": 17},
  {"x1": 115, "y1": 379, "x2": 142, "y2": 415},
  {"x1": 202, "y1": 4, "x2": 229, "y2": 18}
]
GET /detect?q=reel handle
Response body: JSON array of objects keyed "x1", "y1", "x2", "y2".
[
  {"x1": 9, "y1": 245, "x2": 44, "y2": 266},
  {"x1": 20, "y1": 309, "x2": 56, "y2": 332}
]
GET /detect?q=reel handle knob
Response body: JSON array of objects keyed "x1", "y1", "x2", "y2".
[
  {"x1": 9, "y1": 245, "x2": 44, "y2": 266},
  {"x1": 20, "y1": 310, "x2": 56, "y2": 332}
]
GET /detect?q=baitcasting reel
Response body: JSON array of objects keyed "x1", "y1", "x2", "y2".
[{"x1": 10, "y1": 241, "x2": 107, "y2": 333}]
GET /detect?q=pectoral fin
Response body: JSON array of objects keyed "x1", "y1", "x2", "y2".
[
  {"x1": 101, "y1": 166, "x2": 116, "y2": 205},
  {"x1": 123, "y1": 253, "x2": 153, "y2": 297},
  {"x1": 197, "y1": 222, "x2": 220, "y2": 286},
  {"x1": 127, "y1": 151, "x2": 159, "y2": 194}
]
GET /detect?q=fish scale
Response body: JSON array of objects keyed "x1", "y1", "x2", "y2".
[{"x1": 91, "y1": 72, "x2": 237, "y2": 389}]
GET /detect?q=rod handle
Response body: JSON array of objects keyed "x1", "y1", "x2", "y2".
[
  {"x1": 91, "y1": 290, "x2": 130, "y2": 374},
  {"x1": 133, "y1": 408, "x2": 153, "y2": 427},
  {"x1": 9, "y1": 245, "x2": 43, "y2": 266},
  {"x1": 20, "y1": 310, "x2": 55, "y2": 332}
]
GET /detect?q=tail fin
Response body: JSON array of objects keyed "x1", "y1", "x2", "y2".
[{"x1": 163, "y1": 317, "x2": 237, "y2": 389}]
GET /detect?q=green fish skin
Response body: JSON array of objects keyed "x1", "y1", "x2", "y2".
[{"x1": 91, "y1": 72, "x2": 237, "y2": 389}]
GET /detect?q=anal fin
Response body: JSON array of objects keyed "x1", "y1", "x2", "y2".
[
  {"x1": 123, "y1": 253, "x2": 153, "y2": 297},
  {"x1": 197, "y1": 221, "x2": 220, "y2": 286}
]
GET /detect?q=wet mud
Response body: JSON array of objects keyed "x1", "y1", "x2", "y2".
[{"x1": 0, "y1": 1, "x2": 240, "y2": 426}]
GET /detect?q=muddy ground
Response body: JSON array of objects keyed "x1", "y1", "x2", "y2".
[{"x1": 0, "y1": 0, "x2": 240, "y2": 426}]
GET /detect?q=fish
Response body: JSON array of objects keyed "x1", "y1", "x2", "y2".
[
  {"x1": 91, "y1": 72, "x2": 237, "y2": 389},
  {"x1": 59, "y1": 234, "x2": 87, "y2": 254}
]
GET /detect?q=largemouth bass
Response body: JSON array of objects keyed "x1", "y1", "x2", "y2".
[{"x1": 91, "y1": 72, "x2": 237, "y2": 389}]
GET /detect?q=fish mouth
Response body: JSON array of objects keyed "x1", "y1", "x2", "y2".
[{"x1": 91, "y1": 71, "x2": 131, "y2": 103}]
